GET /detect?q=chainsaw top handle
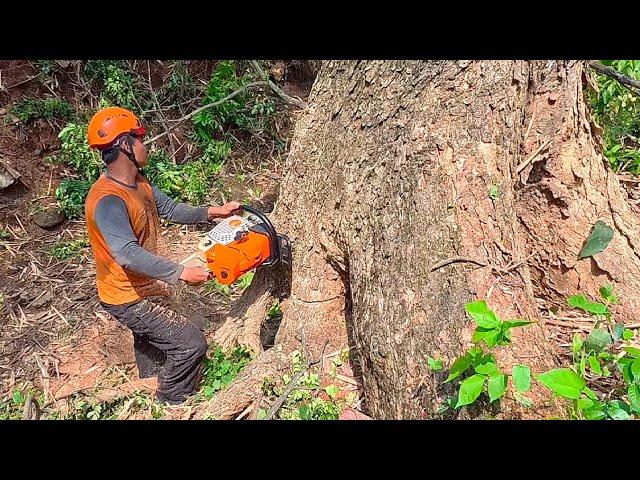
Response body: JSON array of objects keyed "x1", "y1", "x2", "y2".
[{"x1": 241, "y1": 204, "x2": 280, "y2": 266}]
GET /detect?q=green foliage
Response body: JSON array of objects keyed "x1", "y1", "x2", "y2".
[
  {"x1": 54, "y1": 123, "x2": 102, "y2": 180},
  {"x1": 200, "y1": 346, "x2": 253, "y2": 399},
  {"x1": 466, "y1": 300, "x2": 533, "y2": 348},
  {"x1": 159, "y1": 61, "x2": 198, "y2": 104},
  {"x1": 536, "y1": 368, "x2": 586, "y2": 399},
  {"x1": 47, "y1": 122, "x2": 102, "y2": 219},
  {"x1": 512, "y1": 365, "x2": 531, "y2": 393},
  {"x1": 203, "y1": 271, "x2": 255, "y2": 298},
  {"x1": 0, "y1": 390, "x2": 26, "y2": 420},
  {"x1": 203, "y1": 277, "x2": 232, "y2": 296},
  {"x1": 84, "y1": 61, "x2": 137, "y2": 111},
  {"x1": 584, "y1": 329, "x2": 613, "y2": 353},
  {"x1": 588, "y1": 60, "x2": 640, "y2": 174},
  {"x1": 267, "y1": 300, "x2": 283, "y2": 318},
  {"x1": 49, "y1": 237, "x2": 89, "y2": 260},
  {"x1": 192, "y1": 60, "x2": 253, "y2": 139},
  {"x1": 567, "y1": 294, "x2": 609, "y2": 316},
  {"x1": 144, "y1": 141, "x2": 231, "y2": 204},
  {"x1": 435, "y1": 296, "x2": 638, "y2": 418},
  {"x1": 599, "y1": 284, "x2": 618, "y2": 305},
  {"x1": 440, "y1": 301, "x2": 534, "y2": 411},
  {"x1": 236, "y1": 271, "x2": 254, "y2": 291},
  {"x1": 34, "y1": 60, "x2": 56, "y2": 77},
  {"x1": 260, "y1": 351, "x2": 345, "y2": 420},
  {"x1": 64, "y1": 391, "x2": 163, "y2": 420},
  {"x1": 192, "y1": 60, "x2": 277, "y2": 143},
  {"x1": 427, "y1": 356, "x2": 443, "y2": 372},
  {"x1": 55, "y1": 179, "x2": 92, "y2": 219},
  {"x1": 534, "y1": 287, "x2": 640, "y2": 419},
  {"x1": 11, "y1": 97, "x2": 75, "y2": 123}
]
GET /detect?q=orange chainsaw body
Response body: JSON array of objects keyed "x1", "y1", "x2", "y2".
[{"x1": 204, "y1": 230, "x2": 271, "y2": 285}]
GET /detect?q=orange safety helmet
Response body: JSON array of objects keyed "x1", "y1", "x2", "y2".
[{"x1": 87, "y1": 107, "x2": 146, "y2": 150}]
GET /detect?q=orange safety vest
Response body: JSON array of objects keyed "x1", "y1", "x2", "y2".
[{"x1": 85, "y1": 174, "x2": 169, "y2": 305}]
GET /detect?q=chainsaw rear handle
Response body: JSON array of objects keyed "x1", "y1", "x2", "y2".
[{"x1": 241, "y1": 204, "x2": 280, "y2": 266}]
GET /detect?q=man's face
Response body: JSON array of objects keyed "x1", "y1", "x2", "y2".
[{"x1": 131, "y1": 135, "x2": 149, "y2": 167}]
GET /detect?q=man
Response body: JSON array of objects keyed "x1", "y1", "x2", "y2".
[{"x1": 84, "y1": 106, "x2": 242, "y2": 405}]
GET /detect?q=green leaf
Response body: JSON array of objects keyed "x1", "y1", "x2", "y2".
[
  {"x1": 606, "y1": 400, "x2": 632, "y2": 420},
  {"x1": 597, "y1": 351, "x2": 614, "y2": 361},
  {"x1": 585, "y1": 329, "x2": 613, "y2": 353},
  {"x1": 583, "y1": 408, "x2": 606, "y2": 420},
  {"x1": 325, "y1": 385, "x2": 339, "y2": 399},
  {"x1": 455, "y1": 374, "x2": 486, "y2": 408},
  {"x1": 483, "y1": 329, "x2": 502, "y2": 348},
  {"x1": 502, "y1": 320, "x2": 534, "y2": 329},
  {"x1": 427, "y1": 356, "x2": 443, "y2": 372},
  {"x1": 203, "y1": 386, "x2": 215, "y2": 398},
  {"x1": 613, "y1": 323, "x2": 625, "y2": 342},
  {"x1": 628, "y1": 384, "x2": 640, "y2": 413},
  {"x1": 567, "y1": 295, "x2": 609, "y2": 315},
  {"x1": 12, "y1": 390, "x2": 24, "y2": 405},
  {"x1": 578, "y1": 220, "x2": 614, "y2": 259},
  {"x1": 445, "y1": 355, "x2": 472, "y2": 383},
  {"x1": 536, "y1": 368, "x2": 586, "y2": 399},
  {"x1": 577, "y1": 398, "x2": 595, "y2": 410},
  {"x1": 465, "y1": 301, "x2": 500, "y2": 329},
  {"x1": 624, "y1": 346, "x2": 640, "y2": 358},
  {"x1": 588, "y1": 355, "x2": 603, "y2": 375},
  {"x1": 632, "y1": 359, "x2": 640, "y2": 379},
  {"x1": 257, "y1": 408, "x2": 267, "y2": 420},
  {"x1": 572, "y1": 333, "x2": 584, "y2": 356},
  {"x1": 488, "y1": 374, "x2": 508, "y2": 403},
  {"x1": 489, "y1": 184, "x2": 500, "y2": 200},
  {"x1": 512, "y1": 365, "x2": 531, "y2": 393},
  {"x1": 620, "y1": 359, "x2": 634, "y2": 384},
  {"x1": 599, "y1": 284, "x2": 618, "y2": 304},
  {"x1": 514, "y1": 392, "x2": 533, "y2": 408},
  {"x1": 583, "y1": 387, "x2": 597, "y2": 400},
  {"x1": 579, "y1": 354, "x2": 587, "y2": 377},
  {"x1": 472, "y1": 327, "x2": 500, "y2": 344},
  {"x1": 475, "y1": 360, "x2": 500, "y2": 376},
  {"x1": 623, "y1": 329, "x2": 635, "y2": 341}
]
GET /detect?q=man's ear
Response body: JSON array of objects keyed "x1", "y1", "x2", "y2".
[{"x1": 118, "y1": 136, "x2": 133, "y2": 153}]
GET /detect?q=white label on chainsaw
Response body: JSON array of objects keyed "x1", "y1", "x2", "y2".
[{"x1": 206, "y1": 215, "x2": 253, "y2": 245}]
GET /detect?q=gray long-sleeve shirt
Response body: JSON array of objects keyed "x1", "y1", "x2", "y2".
[{"x1": 94, "y1": 177, "x2": 209, "y2": 285}]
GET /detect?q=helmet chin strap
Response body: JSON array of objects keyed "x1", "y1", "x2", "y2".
[{"x1": 118, "y1": 135, "x2": 141, "y2": 170}]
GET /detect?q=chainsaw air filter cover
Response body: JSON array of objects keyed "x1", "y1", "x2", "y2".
[{"x1": 206, "y1": 215, "x2": 252, "y2": 245}]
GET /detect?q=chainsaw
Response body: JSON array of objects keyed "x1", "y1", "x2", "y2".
[{"x1": 194, "y1": 205, "x2": 291, "y2": 285}]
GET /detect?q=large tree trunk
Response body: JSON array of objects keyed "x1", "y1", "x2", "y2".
[{"x1": 200, "y1": 60, "x2": 640, "y2": 420}]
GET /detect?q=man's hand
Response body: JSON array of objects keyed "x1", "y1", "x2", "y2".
[
  {"x1": 179, "y1": 266, "x2": 213, "y2": 285},
  {"x1": 207, "y1": 201, "x2": 243, "y2": 219}
]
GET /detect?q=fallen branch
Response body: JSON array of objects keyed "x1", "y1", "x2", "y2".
[
  {"x1": 588, "y1": 61, "x2": 640, "y2": 92},
  {"x1": 143, "y1": 81, "x2": 269, "y2": 146},
  {"x1": 1, "y1": 75, "x2": 39, "y2": 91},
  {"x1": 430, "y1": 256, "x2": 487, "y2": 272},
  {"x1": 264, "y1": 369, "x2": 306, "y2": 420},
  {"x1": 250, "y1": 60, "x2": 307, "y2": 110},
  {"x1": 264, "y1": 340, "x2": 327, "y2": 420}
]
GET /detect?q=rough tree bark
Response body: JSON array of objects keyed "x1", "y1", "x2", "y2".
[{"x1": 199, "y1": 60, "x2": 640, "y2": 420}]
